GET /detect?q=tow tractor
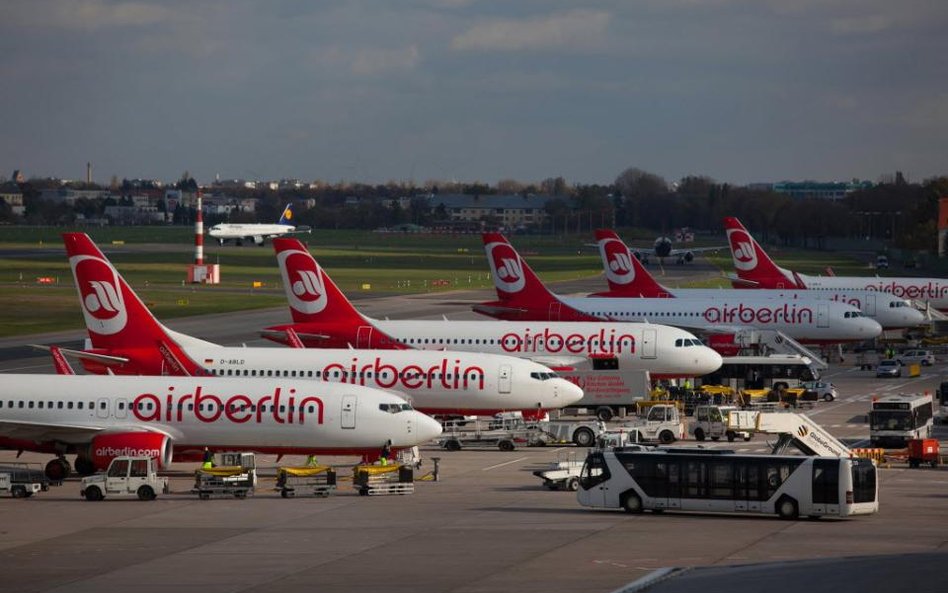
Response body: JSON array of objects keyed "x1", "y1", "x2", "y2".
[
  {"x1": 80, "y1": 457, "x2": 169, "y2": 501},
  {"x1": 192, "y1": 452, "x2": 256, "y2": 500},
  {"x1": 0, "y1": 463, "x2": 46, "y2": 498},
  {"x1": 275, "y1": 464, "x2": 337, "y2": 498}
]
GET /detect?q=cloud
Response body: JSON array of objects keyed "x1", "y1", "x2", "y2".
[
  {"x1": 451, "y1": 10, "x2": 610, "y2": 52},
  {"x1": 5, "y1": 0, "x2": 177, "y2": 31},
  {"x1": 351, "y1": 45, "x2": 420, "y2": 76}
]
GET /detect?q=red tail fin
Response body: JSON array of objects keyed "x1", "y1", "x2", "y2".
[
  {"x1": 593, "y1": 229, "x2": 674, "y2": 298},
  {"x1": 273, "y1": 238, "x2": 367, "y2": 326},
  {"x1": 478, "y1": 233, "x2": 599, "y2": 321},
  {"x1": 722, "y1": 217, "x2": 804, "y2": 289},
  {"x1": 62, "y1": 233, "x2": 204, "y2": 375},
  {"x1": 270, "y1": 238, "x2": 405, "y2": 349}
]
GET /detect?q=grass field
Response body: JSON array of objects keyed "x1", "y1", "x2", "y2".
[{"x1": 0, "y1": 226, "x2": 881, "y2": 337}]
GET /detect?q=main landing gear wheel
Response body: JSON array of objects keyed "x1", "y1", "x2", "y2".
[{"x1": 45, "y1": 458, "x2": 72, "y2": 481}]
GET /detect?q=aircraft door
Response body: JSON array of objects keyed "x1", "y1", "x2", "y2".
[
  {"x1": 498, "y1": 364, "x2": 512, "y2": 394},
  {"x1": 356, "y1": 326, "x2": 373, "y2": 348},
  {"x1": 96, "y1": 397, "x2": 109, "y2": 419},
  {"x1": 817, "y1": 303, "x2": 829, "y2": 328},
  {"x1": 863, "y1": 293, "x2": 876, "y2": 316},
  {"x1": 642, "y1": 328, "x2": 657, "y2": 359},
  {"x1": 341, "y1": 395, "x2": 357, "y2": 429}
]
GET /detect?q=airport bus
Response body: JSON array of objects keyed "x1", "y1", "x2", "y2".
[
  {"x1": 700, "y1": 354, "x2": 820, "y2": 391},
  {"x1": 869, "y1": 393, "x2": 934, "y2": 448},
  {"x1": 577, "y1": 448, "x2": 878, "y2": 519}
]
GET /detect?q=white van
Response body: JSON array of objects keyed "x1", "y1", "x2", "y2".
[{"x1": 689, "y1": 405, "x2": 751, "y2": 442}]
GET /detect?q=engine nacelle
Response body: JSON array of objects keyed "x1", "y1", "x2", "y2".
[
  {"x1": 88, "y1": 432, "x2": 173, "y2": 471},
  {"x1": 683, "y1": 251, "x2": 694, "y2": 263}
]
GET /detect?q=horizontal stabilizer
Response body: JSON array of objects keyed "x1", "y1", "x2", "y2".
[{"x1": 29, "y1": 344, "x2": 129, "y2": 366}]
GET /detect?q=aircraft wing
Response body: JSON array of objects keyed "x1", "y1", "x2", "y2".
[
  {"x1": 471, "y1": 303, "x2": 529, "y2": 317},
  {"x1": 29, "y1": 345, "x2": 129, "y2": 366},
  {"x1": 259, "y1": 329, "x2": 332, "y2": 342},
  {"x1": 0, "y1": 420, "x2": 171, "y2": 444},
  {"x1": 286, "y1": 226, "x2": 312, "y2": 234},
  {"x1": 668, "y1": 245, "x2": 727, "y2": 256}
]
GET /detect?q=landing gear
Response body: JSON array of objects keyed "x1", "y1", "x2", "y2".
[
  {"x1": 74, "y1": 457, "x2": 96, "y2": 476},
  {"x1": 45, "y1": 457, "x2": 72, "y2": 482}
]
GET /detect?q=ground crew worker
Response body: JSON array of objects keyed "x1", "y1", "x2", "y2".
[
  {"x1": 379, "y1": 440, "x2": 392, "y2": 465},
  {"x1": 683, "y1": 379, "x2": 692, "y2": 391},
  {"x1": 305, "y1": 454, "x2": 318, "y2": 466},
  {"x1": 201, "y1": 447, "x2": 214, "y2": 469}
]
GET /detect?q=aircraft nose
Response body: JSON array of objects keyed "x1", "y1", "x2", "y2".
[
  {"x1": 699, "y1": 348, "x2": 724, "y2": 375},
  {"x1": 413, "y1": 412, "x2": 443, "y2": 445},
  {"x1": 557, "y1": 379, "x2": 585, "y2": 407},
  {"x1": 905, "y1": 308, "x2": 926, "y2": 326},
  {"x1": 862, "y1": 318, "x2": 883, "y2": 337}
]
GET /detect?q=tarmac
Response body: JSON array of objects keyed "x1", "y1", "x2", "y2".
[{"x1": 2, "y1": 255, "x2": 947, "y2": 593}]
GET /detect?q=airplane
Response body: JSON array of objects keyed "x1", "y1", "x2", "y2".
[
  {"x1": 259, "y1": 238, "x2": 723, "y2": 379},
  {"x1": 724, "y1": 217, "x2": 948, "y2": 312},
  {"x1": 624, "y1": 233, "x2": 726, "y2": 265},
  {"x1": 207, "y1": 203, "x2": 311, "y2": 246},
  {"x1": 474, "y1": 233, "x2": 883, "y2": 345},
  {"x1": 594, "y1": 229, "x2": 927, "y2": 330},
  {"x1": 0, "y1": 373, "x2": 442, "y2": 481},
  {"x1": 60, "y1": 233, "x2": 583, "y2": 417}
]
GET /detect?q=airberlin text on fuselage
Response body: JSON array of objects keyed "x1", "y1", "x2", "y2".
[
  {"x1": 132, "y1": 386, "x2": 324, "y2": 425},
  {"x1": 500, "y1": 328, "x2": 636, "y2": 355},
  {"x1": 703, "y1": 303, "x2": 813, "y2": 325},
  {"x1": 862, "y1": 281, "x2": 948, "y2": 300}
]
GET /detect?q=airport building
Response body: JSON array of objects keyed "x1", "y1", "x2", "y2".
[
  {"x1": 426, "y1": 193, "x2": 555, "y2": 228},
  {"x1": 770, "y1": 180, "x2": 873, "y2": 201}
]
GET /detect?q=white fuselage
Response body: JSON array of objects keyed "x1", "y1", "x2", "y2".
[
  {"x1": 0, "y1": 375, "x2": 443, "y2": 451},
  {"x1": 640, "y1": 288, "x2": 924, "y2": 329},
  {"x1": 208, "y1": 223, "x2": 294, "y2": 241},
  {"x1": 551, "y1": 296, "x2": 882, "y2": 343},
  {"x1": 177, "y1": 339, "x2": 583, "y2": 414},
  {"x1": 788, "y1": 274, "x2": 948, "y2": 313},
  {"x1": 364, "y1": 320, "x2": 723, "y2": 377}
]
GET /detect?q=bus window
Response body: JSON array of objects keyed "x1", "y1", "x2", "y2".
[
  {"x1": 684, "y1": 460, "x2": 709, "y2": 498},
  {"x1": 711, "y1": 463, "x2": 733, "y2": 499},
  {"x1": 579, "y1": 453, "x2": 610, "y2": 490},
  {"x1": 812, "y1": 458, "x2": 840, "y2": 504}
]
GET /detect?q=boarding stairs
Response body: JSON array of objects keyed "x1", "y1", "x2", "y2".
[
  {"x1": 732, "y1": 329, "x2": 828, "y2": 373},
  {"x1": 726, "y1": 410, "x2": 850, "y2": 457}
]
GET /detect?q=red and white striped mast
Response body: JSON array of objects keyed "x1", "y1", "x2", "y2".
[{"x1": 194, "y1": 188, "x2": 204, "y2": 265}]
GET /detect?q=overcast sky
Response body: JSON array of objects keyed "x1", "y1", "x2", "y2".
[{"x1": 2, "y1": 0, "x2": 946, "y2": 186}]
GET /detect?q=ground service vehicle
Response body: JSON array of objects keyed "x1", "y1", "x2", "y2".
[
  {"x1": 543, "y1": 404, "x2": 683, "y2": 447},
  {"x1": 690, "y1": 405, "x2": 751, "y2": 442},
  {"x1": 0, "y1": 463, "x2": 45, "y2": 498},
  {"x1": 577, "y1": 448, "x2": 879, "y2": 519},
  {"x1": 80, "y1": 457, "x2": 168, "y2": 501},
  {"x1": 876, "y1": 360, "x2": 902, "y2": 378},
  {"x1": 869, "y1": 394, "x2": 934, "y2": 447},
  {"x1": 800, "y1": 380, "x2": 838, "y2": 402},
  {"x1": 700, "y1": 354, "x2": 821, "y2": 392},
  {"x1": 898, "y1": 350, "x2": 935, "y2": 366}
]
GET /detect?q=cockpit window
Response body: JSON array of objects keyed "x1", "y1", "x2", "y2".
[
  {"x1": 530, "y1": 372, "x2": 557, "y2": 381},
  {"x1": 379, "y1": 403, "x2": 413, "y2": 413}
]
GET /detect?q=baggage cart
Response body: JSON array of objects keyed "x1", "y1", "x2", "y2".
[
  {"x1": 353, "y1": 464, "x2": 414, "y2": 496},
  {"x1": 276, "y1": 465, "x2": 337, "y2": 498}
]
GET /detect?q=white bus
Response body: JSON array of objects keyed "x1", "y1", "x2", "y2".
[
  {"x1": 577, "y1": 448, "x2": 878, "y2": 519},
  {"x1": 869, "y1": 393, "x2": 934, "y2": 448},
  {"x1": 700, "y1": 354, "x2": 820, "y2": 392}
]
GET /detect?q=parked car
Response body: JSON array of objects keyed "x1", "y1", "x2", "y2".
[
  {"x1": 898, "y1": 350, "x2": 935, "y2": 366},
  {"x1": 800, "y1": 380, "x2": 838, "y2": 402},
  {"x1": 876, "y1": 359, "x2": 902, "y2": 378}
]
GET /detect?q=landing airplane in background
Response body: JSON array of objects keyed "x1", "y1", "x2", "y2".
[
  {"x1": 260, "y1": 238, "x2": 722, "y2": 379},
  {"x1": 208, "y1": 203, "x2": 311, "y2": 246},
  {"x1": 60, "y1": 233, "x2": 582, "y2": 416},
  {"x1": 476, "y1": 233, "x2": 882, "y2": 345},
  {"x1": 594, "y1": 229, "x2": 926, "y2": 330},
  {"x1": 724, "y1": 217, "x2": 948, "y2": 312},
  {"x1": 624, "y1": 234, "x2": 726, "y2": 265},
  {"x1": 0, "y1": 374, "x2": 442, "y2": 481}
]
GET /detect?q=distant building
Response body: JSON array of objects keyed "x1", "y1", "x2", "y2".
[
  {"x1": 426, "y1": 193, "x2": 555, "y2": 228},
  {"x1": 0, "y1": 183, "x2": 25, "y2": 216},
  {"x1": 39, "y1": 188, "x2": 111, "y2": 205},
  {"x1": 771, "y1": 180, "x2": 873, "y2": 201}
]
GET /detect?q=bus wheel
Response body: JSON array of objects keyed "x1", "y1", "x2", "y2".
[
  {"x1": 694, "y1": 428, "x2": 705, "y2": 441},
  {"x1": 573, "y1": 427, "x2": 595, "y2": 447},
  {"x1": 658, "y1": 430, "x2": 675, "y2": 444},
  {"x1": 621, "y1": 491, "x2": 643, "y2": 514},
  {"x1": 776, "y1": 496, "x2": 799, "y2": 520}
]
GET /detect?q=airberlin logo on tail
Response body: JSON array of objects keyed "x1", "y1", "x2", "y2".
[
  {"x1": 486, "y1": 242, "x2": 525, "y2": 294},
  {"x1": 277, "y1": 249, "x2": 327, "y2": 315},
  {"x1": 70, "y1": 255, "x2": 128, "y2": 335},
  {"x1": 726, "y1": 229, "x2": 758, "y2": 271},
  {"x1": 599, "y1": 238, "x2": 635, "y2": 285}
]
